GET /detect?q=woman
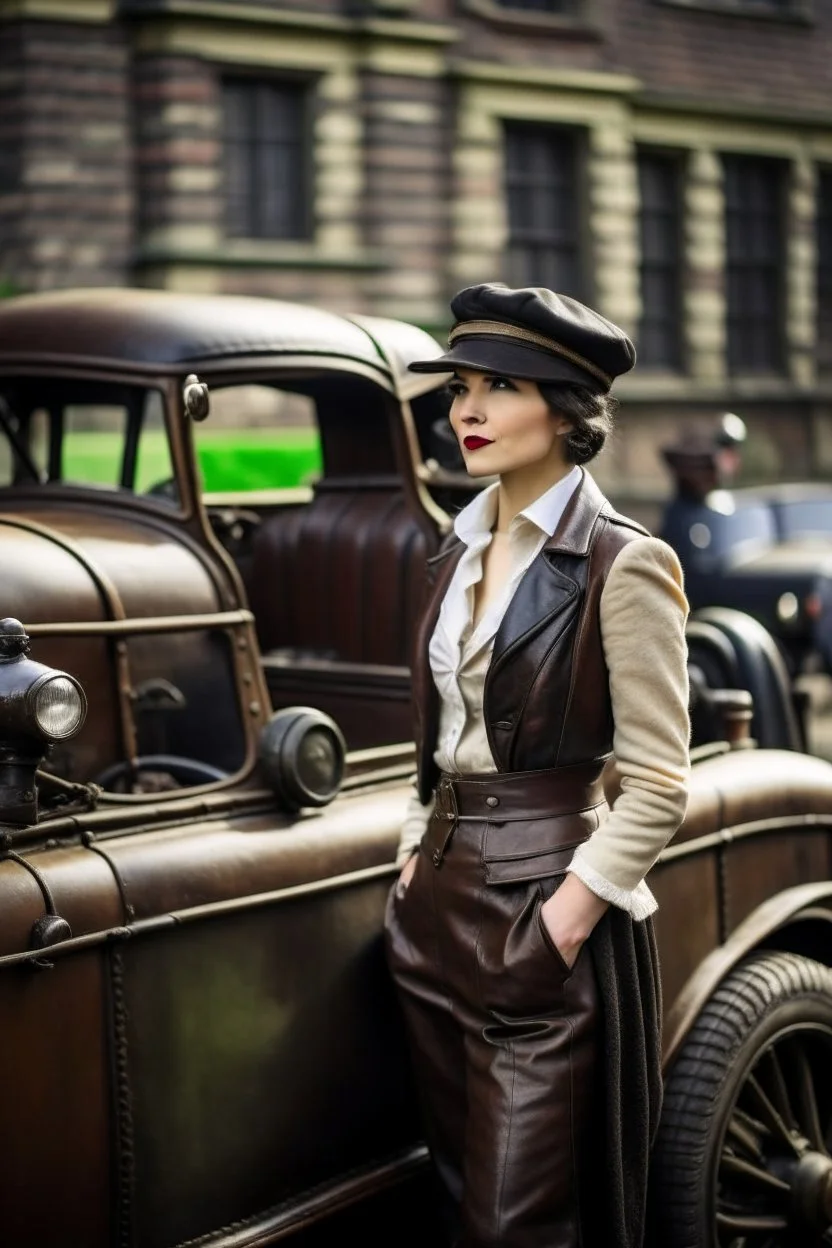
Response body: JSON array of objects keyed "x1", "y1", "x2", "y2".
[{"x1": 384, "y1": 283, "x2": 690, "y2": 1248}]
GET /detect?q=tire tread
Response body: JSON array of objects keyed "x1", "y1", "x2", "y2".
[{"x1": 650, "y1": 950, "x2": 832, "y2": 1246}]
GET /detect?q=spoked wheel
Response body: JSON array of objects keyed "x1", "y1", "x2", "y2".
[{"x1": 650, "y1": 952, "x2": 832, "y2": 1248}]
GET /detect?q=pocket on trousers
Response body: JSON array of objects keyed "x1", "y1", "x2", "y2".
[
  {"x1": 535, "y1": 889, "x2": 574, "y2": 977},
  {"x1": 478, "y1": 877, "x2": 571, "y2": 1018}
]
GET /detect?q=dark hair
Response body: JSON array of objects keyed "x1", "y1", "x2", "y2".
[{"x1": 537, "y1": 382, "x2": 618, "y2": 465}]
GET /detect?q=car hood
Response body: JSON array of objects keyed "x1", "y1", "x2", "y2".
[
  {"x1": 0, "y1": 502, "x2": 227, "y2": 625},
  {"x1": 729, "y1": 538, "x2": 832, "y2": 578}
]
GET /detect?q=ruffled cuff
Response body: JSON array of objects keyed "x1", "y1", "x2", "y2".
[{"x1": 567, "y1": 849, "x2": 658, "y2": 921}]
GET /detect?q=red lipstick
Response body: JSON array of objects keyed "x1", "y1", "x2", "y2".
[{"x1": 463, "y1": 435, "x2": 493, "y2": 451}]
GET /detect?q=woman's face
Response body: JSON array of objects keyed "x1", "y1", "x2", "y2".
[{"x1": 447, "y1": 368, "x2": 572, "y2": 479}]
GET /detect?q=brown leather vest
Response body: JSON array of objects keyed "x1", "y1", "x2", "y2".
[{"x1": 412, "y1": 470, "x2": 649, "y2": 803}]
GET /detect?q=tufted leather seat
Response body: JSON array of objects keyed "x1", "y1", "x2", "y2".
[
  {"x1": 249, "y1": 477, "x2": 436, "y2": 665},
  {"x1": 248, "y1": 476, "x2": 440, "y2": 747}
]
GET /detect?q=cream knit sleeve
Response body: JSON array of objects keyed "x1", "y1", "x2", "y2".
[{"x1": 567, "y1": 535, "x2": 690, "y2": 919}]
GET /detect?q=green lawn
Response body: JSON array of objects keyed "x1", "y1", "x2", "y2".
[
  {"x1": 196, "y1": 428, "x2": 321, "y2": 492},
  {"x1": 61, "y1": 428, "x2": 322, "y2": 493}
]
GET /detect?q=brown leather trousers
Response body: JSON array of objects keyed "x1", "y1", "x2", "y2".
[{"x1": 384, "y1": 766, "x2": 607, "y2": 1248}]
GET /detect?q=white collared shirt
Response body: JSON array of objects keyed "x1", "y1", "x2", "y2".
[{"x1": 429, "y1": 466, "x2": 581, "y2": 775}]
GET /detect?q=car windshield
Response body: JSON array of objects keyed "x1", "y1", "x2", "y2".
[
  {"x1": 194, "y1": 383, "x2": 320, "y2": 497},
  {"x1": 772, "y1": 497, "x2": 832, "y2": 539},
  {"x1": 694, "y1": 500, "x2": 778, "y2": 558},
  {"x1": 0, "y1": 377, "x2": 177, "y2": 503}
]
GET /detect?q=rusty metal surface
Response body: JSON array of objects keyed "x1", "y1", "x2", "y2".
[
  {"x1": 0, "y1": 953, "x2": 115, "y2": 1247},
  {"x1": 0, "y1": 779, "x2": 420, "y2": 1248},
  {"x1": 0, "y1": 508, "x2": 225, "y2": 624},
  {"x1": 0, "y1": 783, "x2": 408, "y2": 958},
  {"x1": 653, "y1": 746, "x2": 832, "y2": 1068}
]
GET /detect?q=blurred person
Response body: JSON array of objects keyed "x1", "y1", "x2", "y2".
[
  {"x1": 660, "y1": 411, "x2": 747, "y2": 506},
  {"x1": 658, "y1": 412, "x2": 747, "y2": 555},
  {"x1": 384, "y1": 283, "x2": 691, "y2": 1248}
]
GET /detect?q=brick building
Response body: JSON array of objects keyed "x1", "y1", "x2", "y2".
[{"x1": 1, "y1": 0, "x2": 832, "y2": 511}]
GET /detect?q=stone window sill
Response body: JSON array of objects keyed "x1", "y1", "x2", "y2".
[
  {"x1": 654, "y1": 0, "x2": 812, "y2": 24},
  {"x1": 460, "y1": 0, "x2": 601, "y2": 39},
  {"x1": 134, "y1": 241, "x2": 387, "y2": 272}
]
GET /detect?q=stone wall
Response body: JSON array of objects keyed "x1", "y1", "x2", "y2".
[
  {"x1": 359, "y1": 70, "x2": 451, "y2": 325},
  {"x1": 0, "y1": 18, "x2": 132, "y2": 290}
]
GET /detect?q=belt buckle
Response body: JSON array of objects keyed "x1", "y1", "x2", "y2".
[
  {"x1": 432, "y1": 776, "x2": 458, "y2": 868},
  {"x1": 435, "y1": 775, "x2": 458, "y2": 826}
]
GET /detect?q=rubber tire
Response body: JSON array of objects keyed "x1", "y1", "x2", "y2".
[{"x1": 649, "y1": 950, "x2": 832, "y2": 1248}]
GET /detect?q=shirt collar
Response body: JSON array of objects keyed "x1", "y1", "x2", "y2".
[
  {"x1": 453, "y1": 482, "x2": 499, "y2": 546},
  {"x1": 453, "y1": 465, "x2": 582, "y2": 546}
]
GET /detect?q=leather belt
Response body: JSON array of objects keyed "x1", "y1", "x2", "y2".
[{"x1": 433, "y1": 761, "x2": 607, "y2": 825}]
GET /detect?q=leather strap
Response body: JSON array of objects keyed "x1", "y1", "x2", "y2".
[{"x1": 434, "y1": 760, "x2": 607, "y2": 826}]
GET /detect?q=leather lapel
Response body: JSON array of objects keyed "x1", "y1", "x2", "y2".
[
  {"x1": 544, "y1": 467, "x2": 608, "y2": 556},
  {"x1": 412, "y1": 538, "x2": 465, "y2": 800},
  {"x1": 488, "y1": 558, "x2": 580, "y2": 683},
  {"x1": 489, "y1": 469, "x2": 606, "y2": 670},
  {"x1": 485, "y1": 470, "x2": 609, "y2": 767}
]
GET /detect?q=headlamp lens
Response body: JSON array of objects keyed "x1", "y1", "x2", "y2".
[
  {"x1": 296, "y1": 727, "x2": 340, "y2": 794},
  {"x1": 33, "y1": 676, "x2": 86, "y2": 739}
]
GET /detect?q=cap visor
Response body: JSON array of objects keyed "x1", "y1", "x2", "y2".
[{"x1": 407, "y1": 336, "x2": 604, "y2": 390}]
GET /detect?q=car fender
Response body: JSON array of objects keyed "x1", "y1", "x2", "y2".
[{"x1": 662, "y1": 880, "x2": 832, "y2": 1071}]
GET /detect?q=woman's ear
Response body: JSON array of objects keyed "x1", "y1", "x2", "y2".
[{"x1": 554, "y1": 417, "x2": 573, "y2": 437}]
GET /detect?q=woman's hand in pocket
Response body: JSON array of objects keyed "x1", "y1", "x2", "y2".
[
  {"x1": 540, "y1": 872, "x2": 609, "y2": 968},
  {"x1": 395, "y1": 851, "x2": 418, "y2": 899}
]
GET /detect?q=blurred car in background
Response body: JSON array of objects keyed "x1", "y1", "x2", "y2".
[
  {"x1": 660, "y1": 416, "x2": 832, "y2": 678},
  {"x1": 3, "y1": 290, "x2": 832, "y2": 1248}
]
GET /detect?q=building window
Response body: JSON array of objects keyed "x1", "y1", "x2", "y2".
[
  {"x1": 223, "y1": 79, "x2": 310, "y2": 240},
  {"x1": 817, "y1": 168, "x2": 832, "y2": 372},
  {"x1": 723, "y1": 155, "x2": 786, "y2": 373},
  {"x1": 504, "y1": 124, "x2": 584, "y2": 298},
  {"x1": 497, "y1": 0, "x2": 574, "y2": 9},
  {"x1": 637, "y1": 150, "x2": 683, "y2": 369}
]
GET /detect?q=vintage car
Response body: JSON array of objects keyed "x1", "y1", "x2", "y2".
[
  {"x1": 2, "y1": 289, "x2": 832, "y2": 1248},
  {"x1": 660, "y1": 436, "x2": 832, "y2": 680}
]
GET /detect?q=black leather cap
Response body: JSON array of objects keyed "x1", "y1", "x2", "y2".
[{"x1": 410, "y1": 283, "x2": 636, "y2": 393}]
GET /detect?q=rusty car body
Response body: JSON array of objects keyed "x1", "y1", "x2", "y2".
[{"x1": 2, "y1": 289, "x2": 832, "y2": 1248}]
